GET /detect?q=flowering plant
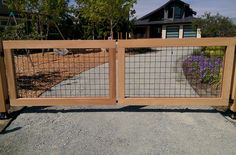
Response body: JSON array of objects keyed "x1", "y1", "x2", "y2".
[{"x1": 183, "y1": 54, "x2": 223, "y2": 88}]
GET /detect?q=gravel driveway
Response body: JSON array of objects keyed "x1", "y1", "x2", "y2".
[{"x1": 0, "y1": 106, "x2": 236, "y2": 155}]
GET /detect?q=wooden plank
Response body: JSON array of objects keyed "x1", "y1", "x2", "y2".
[
  {"x1": 230, "y1": 45, "x2": 236, "y2": 112},
  {"x1": 118, "y1": 38, "x2": 236, "y2": 48},
  {"x1": 109, "y1": 48, "x2": 116, "y2": 102},
  {"x1": 221, "y1": 45, "x2": 235, "y2": 100},
  {"x1": 0, "y1": 41, "x2": 9, "y2": 113},
  {"x1": 119, "y1": 98, "x2": 228, "y2": 106},
  {"x1": 10, "y1": 98, "x2": 116, "y2": 106},
  {"x1": 3, "y1": 40, "x2": 116, "y2": 49},
  {"x1": 4, "y1": 49, "x2": 17, "y2": 100},
  {"x1": 230, "y1": 53, "x2": 236, "y2": 100},
  {"x1": 117, "y1": 48, "x2": 125, "y2": 102}
]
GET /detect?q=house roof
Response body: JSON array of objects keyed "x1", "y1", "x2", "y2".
[
  {"x1": 138, "y1": 0, "x2": 196, "y2": 21},
  {"x1": 136, "y1": 16, "x2": 196, "y2": 26}
]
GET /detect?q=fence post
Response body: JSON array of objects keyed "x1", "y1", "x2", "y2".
[
  {"x1": 0, "y1": 40, "x2": 9, "y2": 119},
  {"x1": 230, "y1": 45, "x2": 236, "y2": 118}
]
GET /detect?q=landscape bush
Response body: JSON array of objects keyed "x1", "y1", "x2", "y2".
[{"x1": 183, "y1": 47, "x2": 224, "y2": 88}]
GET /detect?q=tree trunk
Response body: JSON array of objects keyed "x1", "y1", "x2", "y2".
[{"x1": 110, "y1": 20, "x2": 113, "y2": 40}]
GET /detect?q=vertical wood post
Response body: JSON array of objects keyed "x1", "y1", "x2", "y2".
[
  {"x1": 120, "y1": 32, "x2": 123, "y2": 40},
  {"x1": 230, "y1": 45, "x2": 236, "y2": 113},
  {"x1": 109, "y1": 48, "x2": 116, "y2": 103},
  {"x1": 0, "y1": 40, "x2": 9, "y2": 117},
  {"x1": 117, "y1": 32, "x2": 119, "y2": 40}
]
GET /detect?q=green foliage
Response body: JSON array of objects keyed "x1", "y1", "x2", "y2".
[
  {"x1": 201, "y1": 69, "x2": 213, "y2": 84},
  {"x1": 76, "y1": 0, "x2": 136, "y2": 38},
  {"x1": 6, "y1": 0, "x2": 69, "y2": 21},
  {"x1": 1, "y1": 0, "x2": 70, "y2": 40},
  {"x1": 211, "y1": 69, "x2": 223, "y2": 88},
  {"x1": 193, "y1": 12, "x2": 236, "y2": 37},
  {"x1": 204, "y1": 46, "x2": 225, "y2": 57},
  {"x1": 192, "y1": 49, "x2": 202, "y2": 56},
  {"x1": 0, "y1": 23, "x2": 44, "y2": 40}
]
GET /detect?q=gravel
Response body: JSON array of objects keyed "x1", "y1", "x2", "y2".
[{"x1": 0, "y1": 106, "x2": 236, "y2": 155}]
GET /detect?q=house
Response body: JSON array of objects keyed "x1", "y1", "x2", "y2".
[
  {"x1": 0, "y1": 0, "x2": 9, "y2": 30},
  {"x1": 133, "y1": 0, "x2": 201, "y2": 39}
]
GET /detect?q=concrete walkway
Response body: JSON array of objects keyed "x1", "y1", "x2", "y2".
[
  {"x1": 0, "y1": 106, "x2": 236, "y2": 155},
  {"x1": 41, "y1": 48, "x2": 198, "y2": 98}
]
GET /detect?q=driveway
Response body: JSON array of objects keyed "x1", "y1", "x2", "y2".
[
  {"x1": 41, "y1": 48, "x2": 198, "y2": 98},
  {"x1": 0, "y1": 106, "x2": 236, "y2": 155}
]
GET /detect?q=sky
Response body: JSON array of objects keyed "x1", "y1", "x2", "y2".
[
  {"x1": 134, "y1": 0, "x2": 236, "y2": 18},
  {"x1": 70, "y1": 0, "x2": 236, "y2": 18}
]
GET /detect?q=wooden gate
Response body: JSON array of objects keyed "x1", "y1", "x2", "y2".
[
  {"x1": 117, "y1": 38, "x2": 236, "y2": 106},
  {"x1": 1, "y1": 38, "x2": 236, "y2": 114},
  {"x1": 1, "y1": 40, "x2": 116, "y2": 107}
]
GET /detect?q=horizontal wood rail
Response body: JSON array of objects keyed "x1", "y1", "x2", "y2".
[
  {"x1": 3, "y1": 40, "x2": 116, "y2": 49},
  {"x1": 118, "y1": 38, "x2": 236, "y2": 48}
]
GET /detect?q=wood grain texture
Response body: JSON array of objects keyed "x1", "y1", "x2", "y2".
[
  {"x1": 117, "y1": 48, "x2": 125, "y2": 102},
  {"x1": 10, "y1": 98, "x2": 116, "y2": 106},
  {"x1": 119, "y1": 98, "x2": 228, "y2": 106},
  {"x1": 118, "y1": 38, "x2": 236, "y2": 48},
  {"x1": 109, "y1": 48, "x2": 116, "y2": 101},
  {"x1": 3, "y1": 40, "x2": 116, "y2": 49},
  {"x1": 4, "y1": 49, "x2": 17, "y2": 100},
  {"x1": 0, "y1": 41, "x2": 9, "y2": 112},
  {"x1": 221, "y1": 46, "x2": 235, "y2": 100}
]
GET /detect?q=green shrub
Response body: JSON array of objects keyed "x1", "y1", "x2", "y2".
[
  {"x1": 192, "y1": 49, "x2": 202, "y2": 56},
  {"x1": 204, "y1": 46, "x2": 225, "y2": 57}
]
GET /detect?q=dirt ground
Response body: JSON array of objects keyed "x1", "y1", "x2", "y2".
[{"x1": 14, "y1": 49, "x2": 109, "y2": 98}]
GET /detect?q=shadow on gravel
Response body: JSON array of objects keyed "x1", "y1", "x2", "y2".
[
  {"x1": 0, "y1": 127, "x2": 22, "y2": 134},
  {"x1": 22, "y1": 106, "x2": 219, "y2": 114}
]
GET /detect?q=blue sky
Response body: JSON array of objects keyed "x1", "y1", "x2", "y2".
[
  {"x1": 70, "y1": 0, "x2": 236, "y2": 18},
  {"x1": 134, "y1": 0, "x2": 236, "y2": 18}
]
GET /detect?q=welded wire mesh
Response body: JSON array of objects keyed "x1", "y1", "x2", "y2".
[
  {"x1": 125, "y1": 46, "x2": 225, "y2": 98},
  {"x1": 13, "y1": 48, "x2": 110, "y2": 98}
]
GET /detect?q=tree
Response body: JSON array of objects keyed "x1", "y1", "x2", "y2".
[
  {"x1": 1, "y1": 0, "x2": 70, "y2": 40},
  {"x1": 193, "y1": 12, "x2": 236, "y2": 37},
  {"x1": 76, "y1": 0, "x2": 136, "y2": 39}
]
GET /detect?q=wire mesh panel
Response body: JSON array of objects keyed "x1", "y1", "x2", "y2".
[
  {"x1": 125, "y1": 46, "x2": 225, "y2": 98},
  {"x1": 13, "y1": 48, "x2": 110, "y2": 98}
]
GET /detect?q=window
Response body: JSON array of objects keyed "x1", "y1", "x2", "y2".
[
  {"x1": 175, "y1": 7, "x2": 183, "y2": 19},
  {"x1": 168, "y1": 7, "x2": 173, "y2": 18},
  {"x1": 166, "y1": 26, "x2": 179, "y2": 38},
  {"x1": 183, "y1": 25, "x2": 197, "y2": 38}
]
